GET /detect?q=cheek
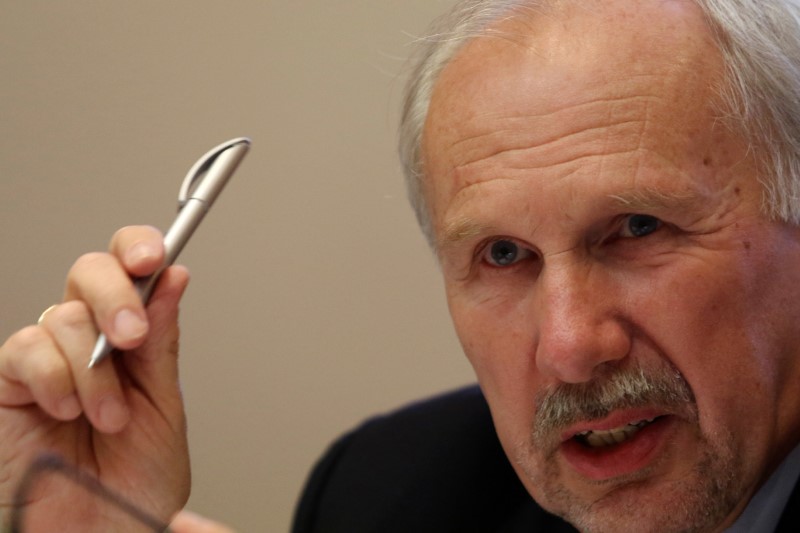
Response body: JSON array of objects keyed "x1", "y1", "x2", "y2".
[
  {"x1": 447, "y1": 286, "x2": 540, "y2": 439},
  {"x1": 447, "y1": 285, "x2": 535, "y2": 378},
  {"x1": 631, "y1": 263, "x2": 755, "y2": 375},
  {"x1": 625, "y1": 248, "x2": 788, "y2": 444}
]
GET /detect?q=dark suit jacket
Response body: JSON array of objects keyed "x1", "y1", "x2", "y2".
[{"x1": 292, "y1": 385, "x2": 800, "y2": 533}]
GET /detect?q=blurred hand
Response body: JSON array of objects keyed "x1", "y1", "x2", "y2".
[
  {"x1": 170, "y1": 510, "x2": 237, "y2": 533},
  {"x1": 0, "y1": 226, "x2": 192, "y2": 532}
]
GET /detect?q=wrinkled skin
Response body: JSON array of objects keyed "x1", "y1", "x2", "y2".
[{"x1": 423, "y1": 1, "x2": 800, "y2": 531}]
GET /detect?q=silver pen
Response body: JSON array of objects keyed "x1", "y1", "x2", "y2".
[{"x1": 88, "y1": 137, "x2": 251, "y2": 368}]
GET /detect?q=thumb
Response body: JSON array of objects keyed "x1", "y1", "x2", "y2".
[{"x1": 123, "y1": 265, "x2": 190, "y2": 411}]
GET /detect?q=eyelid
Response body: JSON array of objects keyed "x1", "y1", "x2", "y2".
[
  {"x1": 477, "y1": 236, "x2": 536, "y2": 268},
  {"x1": 616, "y1": 214, "x2": 664, "y2": 239}
]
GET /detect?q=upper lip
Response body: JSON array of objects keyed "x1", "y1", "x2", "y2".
[{"x1": 558, "y1": 407, "x2": 669, "y2": 443}]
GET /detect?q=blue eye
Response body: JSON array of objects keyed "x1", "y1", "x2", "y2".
[
  {"x1": 486, "y1": 240, "x2": 521, "y2": 266},
  {"x1": 622, "y1": 214, "x2": 662, "y2": 237}
]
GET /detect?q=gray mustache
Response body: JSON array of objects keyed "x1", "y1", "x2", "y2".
[{"x1": 532, "y1": 363, "x2": 696, "y2": 447}]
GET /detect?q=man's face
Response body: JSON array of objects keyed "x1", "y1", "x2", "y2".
[{"x1": 422, "y1": 2, "x2": 800, "y2": 532}]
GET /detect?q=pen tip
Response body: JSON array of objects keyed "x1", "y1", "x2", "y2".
[{"x1": 88, "y1": 334, "x2": 113, "y2": 369}]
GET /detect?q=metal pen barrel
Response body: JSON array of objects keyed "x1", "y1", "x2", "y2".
[{"x1": 87, "y1": 138, "x2": 250, "y2": 368}]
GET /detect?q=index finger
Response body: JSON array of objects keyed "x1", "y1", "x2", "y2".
[
  {"x1": 64, "y1": 252, "x2": 149, "y2": 351},
  {"x1": 109, "y1": 225, "x2": 165, "y2": 278},
  {"x1": 62, "y1": 226, "x2": 165, "y2": 351}
]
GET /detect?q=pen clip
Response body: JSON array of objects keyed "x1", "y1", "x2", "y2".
[{"x1": 177, "y1": 137, "x2": 251, "y2": 210}]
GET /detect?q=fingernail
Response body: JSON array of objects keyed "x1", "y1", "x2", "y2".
[
  {"x1": 126, "y1": 242, "x2": 158, "y2": 264},
  {"x1": 58, "y1": 394, "x2": 81, "y2": 419},
  {"x1": 114, "y1": 309, "x2": 147, "y2": 340},
  {"x1": 98, "y1": 396, "x2": 130, "y2": 432}
]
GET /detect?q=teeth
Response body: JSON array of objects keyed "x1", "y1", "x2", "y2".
[{"x1": 576, "y1": 418, "x2": 657, "y2": 448}]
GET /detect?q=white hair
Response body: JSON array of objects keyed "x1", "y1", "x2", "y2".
[{"x1": 399, "y1": 0, "x2": 800, "y2": 247}]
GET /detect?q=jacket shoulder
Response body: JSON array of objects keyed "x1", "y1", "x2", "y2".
[{"x1": 292, "y1": 385, "x2": 575, "y2": 533}]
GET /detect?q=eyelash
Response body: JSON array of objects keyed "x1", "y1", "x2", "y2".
[
  {"x1": 478, "y1": 237, "x2": 536, "y2": 269},
  {"x1": 617, "y1": 214, "x2": 663, "y2": 239}
]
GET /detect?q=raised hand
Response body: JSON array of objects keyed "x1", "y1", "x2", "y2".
[{"x1": 0, "y1": 226, "x2": 192, "y2": 532}]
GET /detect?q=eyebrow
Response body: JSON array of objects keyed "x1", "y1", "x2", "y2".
[
  {"x1": 437, "y1": 186, "x2": 705, "y2": 252},
  {"x1": 607, "y1": 186, "x2": 706, "y2": 212},
  {"x1": 438, "y1": 217, "x2": 494, "y2": 252}
]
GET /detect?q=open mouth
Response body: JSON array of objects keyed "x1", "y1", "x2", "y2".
[
  {"x1": 573, "y1": 417, "x2": 661, "y2": 448},
  {"x1": 559, "y1": 415, "x2": 673, "y2": 480}
]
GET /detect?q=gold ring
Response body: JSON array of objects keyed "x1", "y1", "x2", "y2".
[{"x1": 37, "y1": 304, "x2": 59, "y2": 325}]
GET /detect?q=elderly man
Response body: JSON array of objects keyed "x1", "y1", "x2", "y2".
[
  {"x1": 293, "y1": 1, "x2": 800, "y2": 531},
  {"x1": 3, "y1": 0, "x2": 800, "y2": 531}
]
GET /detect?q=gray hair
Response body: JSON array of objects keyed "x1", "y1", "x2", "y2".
[{"x1": 399, "y1": 0, "x2": 800, "y2": 247}]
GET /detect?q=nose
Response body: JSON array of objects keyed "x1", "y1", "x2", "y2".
[{"x1": 534, "y1": 261, "x2": 630, "y2": 383}]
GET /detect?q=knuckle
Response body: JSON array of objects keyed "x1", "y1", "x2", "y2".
[
  {"x1": 66, "y1": 252, "x2": 114, "y2": 290},
  {"x1": 112, "y1": 225, "x2": 163, "y2": 246},
  {"x1": 31, "y1": 352, "x2": 69, "y2": 384},
  {"x1": 70, "y1": 251, "x2": 111, "y2": 275},
  {"x1": 138, "y1": 224, "x2": 163, "y2": 237},
  {"x1": 4, "y1": 325, "x2": 49, "y2": 353},
  {"x1": 50, "y1": 300, "x2": 95, "y2": 331},
  {"x1": 111, "y1": 226, "x2": 140, "y2": 249},
  {"x1": 0, "y1": 327, "x2": 62, "y2": 386},
  {"x1": 110, "y1": 226, "x2": 129, "y2": 242}
]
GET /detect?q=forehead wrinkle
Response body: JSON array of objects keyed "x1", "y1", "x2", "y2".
[
  {"x1": 444, "y1": 103, "x2": 656, "y2": 191},
  {"x1": 449, "y1": 94, "x2": 656, "y2": 160},
  {"x1": 454, "y1": 119, "x2": 648, "y2": 176}
]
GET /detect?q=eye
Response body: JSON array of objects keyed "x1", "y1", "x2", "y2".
[
  {"x1": 620, "y1": 214, "x2": 662, "y2": 238},
  {"x1": 482, "y1": 239, "x2": 534, "y2": 267}
]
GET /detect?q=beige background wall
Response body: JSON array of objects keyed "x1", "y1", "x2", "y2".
[{"x1": 0, "y1": 1, "x2": 473, "y2": 530}]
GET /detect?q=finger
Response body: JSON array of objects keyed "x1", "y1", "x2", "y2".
[
  {"x1": 64, "y1": 252, "x2": 149, "y2": 351},
  {"x1": 0, "y1": 324, "x2": 82, "y2": 420},
  {"x1": 121, "y1": 265, "x2": 190, "y2": 418},
  {"x1": 169, "y1": 510, "x2": 236, "y2": 533},
  {"x1": 42, "y1": 301, "x2": 130, "y2": 433},
  {"x1": 109, "y1": 225, "x2": 165, "y2": 278}
]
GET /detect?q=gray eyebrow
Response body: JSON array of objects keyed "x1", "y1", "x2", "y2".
[
  {"x1": 607, "y1": 187, "x2": 705, "y2": 212},
  {"x1": 438, "y1": 217, "x2": 494, "y2": 252}
]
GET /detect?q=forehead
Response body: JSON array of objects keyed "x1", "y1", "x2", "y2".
[
  {"x1": 420, "y1": 0, "x2": 738, "y2": 232},
  {"x1": 427, "y1": 0, "x2": 721, "y2": 119}
]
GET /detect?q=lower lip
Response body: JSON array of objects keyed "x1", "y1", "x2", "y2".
[{"x1": 559, "y1": 416, "x2": 674, "y2": 481}]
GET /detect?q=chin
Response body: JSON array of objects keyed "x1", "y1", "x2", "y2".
[{"x1": 515, "y1": 440, "x2": 747, "y2": 533}]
